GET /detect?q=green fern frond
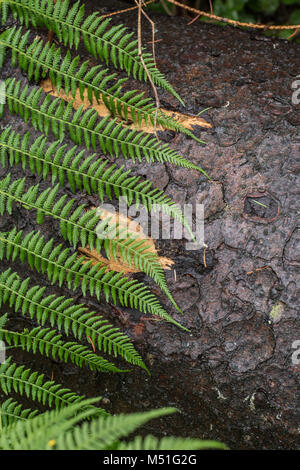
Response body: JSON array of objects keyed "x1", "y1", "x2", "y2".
[
  {"x1": 2, "y1": 78, "x2": 208, "y2": 176},
  {"x1": 0, "y1": 313, "x2": 126, "y2": 373},
  {"x1": 0, "y1": 397, "x2": 104, "y2": 449},
  {"x1": 0, "y1": 229, "x2": 187, "y2": 330},
  {"x1": 118, "y1": 435, "x2": 228, "y2": 450},
  {"x1": 0, "y1": 0, "x2": 184, "y2": 105},
  {"x1": 0, "y1": 268, "x2": 148, "y2": 372},
  {"x1": 0, "y1": 127, "x2": 195, "y2": 239},
  {"x1": 55, "y1": 407, "x2": 177, "y2": 450},
  {"x1": 0, "y1": 173, "x2": 101, "y2": 248},
  {"x1": 0, "y1": 357, "x2": 108, "y2": 413},
  {"x1": 0, "y1": 173, "x2": 181, "y2": 311},
  {"x1": 0, "y1": 399, "x2": 226, "y2": 450},
  {"x1": 0, "y1": 398, "x2": 38, "y2": 427},
  {"x1": 0, "y1": 400, "x2": 174, "y2": 450},
  {"x1": 0, "y1": 26, "x2": 203, "y2": 142}
]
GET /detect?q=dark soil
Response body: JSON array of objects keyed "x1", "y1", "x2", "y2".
[{"x1": 0, "y1": 0, "x2": 299, "y2": 450}]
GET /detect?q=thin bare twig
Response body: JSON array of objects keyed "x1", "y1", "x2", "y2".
[
  {"x1": 166, "y1": 0, "x2": 300, "y2": 30},
  {"x1": 187, "y1": 14, "x2": 200, "y2": 25},
  {"x1": 100, "y1": 0, "x2": 155, "y2": 19},
  {"x1": 287, "y1": 28, "x2": 300, "y2": 39},
  {"x1": 203, "y1": 247, "x2": 207, "y2": 268},
  {"x1": 134, "y1": 0, "x2": 160, "y2": 138}
]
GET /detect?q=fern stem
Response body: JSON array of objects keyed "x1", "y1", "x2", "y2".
[{"x1": 1, "y1": 410, "x2": 27, "y2": 422}]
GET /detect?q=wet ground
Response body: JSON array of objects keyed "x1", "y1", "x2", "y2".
[{"x1": 0, "y1": 0, "x2": 299, "y2": 449}]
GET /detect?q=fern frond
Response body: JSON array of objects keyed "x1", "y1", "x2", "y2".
[
  {"x1": 0, "y1": 400, "x2": 226, "y2": 450},
  {"x1": 118, "y1": 435, "x2": 228, "y2": 450},
  {"x1": 0, "y1": 268, "x2": 148, "y2": 372},
  {"x1": 0, "y1": 0, "x2": 184, "y2": 105},
  {"x1": 0, "y1": 313, "x2": 126, "y2": 373},
  {"x1": 0, "y1": 173, "x2": 101, "y2": 248},
  {"x1": 0, "y1": 127, "x2": 195, "y2": 239},
  {"x1": 55, "y1": 407, "x2": 177, "y2": 450},
  {"x1": 0, "y1": 397, "x2": 104, "y2": 449},
  {"x1": 3, "y1": 78, "x2": 208, "y2": 176},
  {"x1": 0, "y1": 229, "x2": 187, "y2": 330},
  {"x1": 0, "y1": 27, "x2": 203, "y2": 142},
  {"x1": 0, "y1": 357, "x2": 108, "y2": 413},
  {"x1": 0, "y1": 398, "x2": 38, "y2": 427},
  {"x1": 0, "y1": 174, "x2": 180, "y2": 311}
]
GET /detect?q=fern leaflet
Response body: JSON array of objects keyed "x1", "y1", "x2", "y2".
[
  {"x1": 2, "y1": 78, "x2": 208, "y2": 176},
  {"x1": 0, "y1": 398, "x2": 38, "y2": 427},
  {"x1": 0, "y1": 26, "x2": 203, "y2": 142},
  {"x1": 0, "y1": 173, "x2": 180, "y2": 311},
  {"x1": 0, "y1": 229, "x2": 187, "y2": 330},
  {"x1": 0, "y1": 313, "x2": 126, "y2": 373},
  {"x1": 55, "y1": 407, "x2": 177, "y2": 450},
  {"x1": 0, "y1": 0, "x2": 184, "y2": 105},
  {"x1": 0, "y1": 268, "x2": 148, "y2": 372},
  {"x1": 0, "y1": 357, "x2": 109, "y2": 412},
  {"x1": 118, "y1": 435, "x2": 227, "y2": 450},
  {"x1": 0, "y1": 127, "x2": 195, "y2": 239},
  {"x1": 0, "y1": 398, "x2": 104, "y2": 449},
  {"x1": 0, "y1": 399, "x2": 226, "y2": 450}
]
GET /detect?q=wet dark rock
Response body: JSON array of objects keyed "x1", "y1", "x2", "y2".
[
  {"x1": 223, "y1": 316, "x2": 275, "y2": 373},
  {"x1": 122, "y1": 159, "x2": 169, "y2": 190},
  {"x1": 284, "y1": 228, "x2": 300, "y2": 265},
  {"x1": 165, "y1": 183, "x2": 187, "y2": 206},
  {"x1": 243, "y1": 192, "x2": 280, "y2": 223},
  {"x1": 169, "y1": 274, "x2": 200, "y2": 312},
  {"x1": 191, "y1": 181, "x2": 225, "y2": 220},
  {"x1": 1, "y1": 0, "x2": 299, "y2": 450},
  {"x1": 167, "y1": 163, "x2": 200, "y2": 187}
]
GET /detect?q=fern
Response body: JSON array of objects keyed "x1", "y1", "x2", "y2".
[
  {"x1": 0, "y1": 0, "x2": 210, "y2": 436},
  {"x1": 0, "y1": 173, "x2": 181, "y2": 311},
  {"x1": 118, "y1": 435, "x2": 227, "y2": 450},
  {"x1": 0, "y1": 128, "x2": 195, "y2": 236},
  {"x1": 55, "y1": 407, "x2": 178, "y2": 450},
  {"x1": 0, "y1": 397, "x2": 103, "y2": 449},
  {"x1": 0, "y1": 313, "x2": 126, "y2": 373},
  {"x1": 0, "y1": 398, "x2": 226, "y2": 450},
  {"x1": 0, "y1": 127, "x2": 195, "y2": 238},
  {"x1": 0, "y1": 397, "x2": 102, "y2": 449},
  {"x1": 0, "y1": 228, "x2": 187, "y2": 330},
  {"x1": 0, "y1": 26, "x2": 203, "y2": 142},
  {"x1": 0, "y1": 398, "x2": 38, "y2": 427},
  {"x1": 0, "y1": 357, "x2": 109, "y2": 413},
  {"x1": 2, "y1": 78, "x2": 208, "y2": 175},
  {"x1": 0, "y1": 0, "x2": 184, "y2": 105},
  {"x1": 0, "y1": 268, "x2": 148, "y2": 372},
  {"x1": 0, "y1": 173, "x2": 102, "y2": 249}
]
